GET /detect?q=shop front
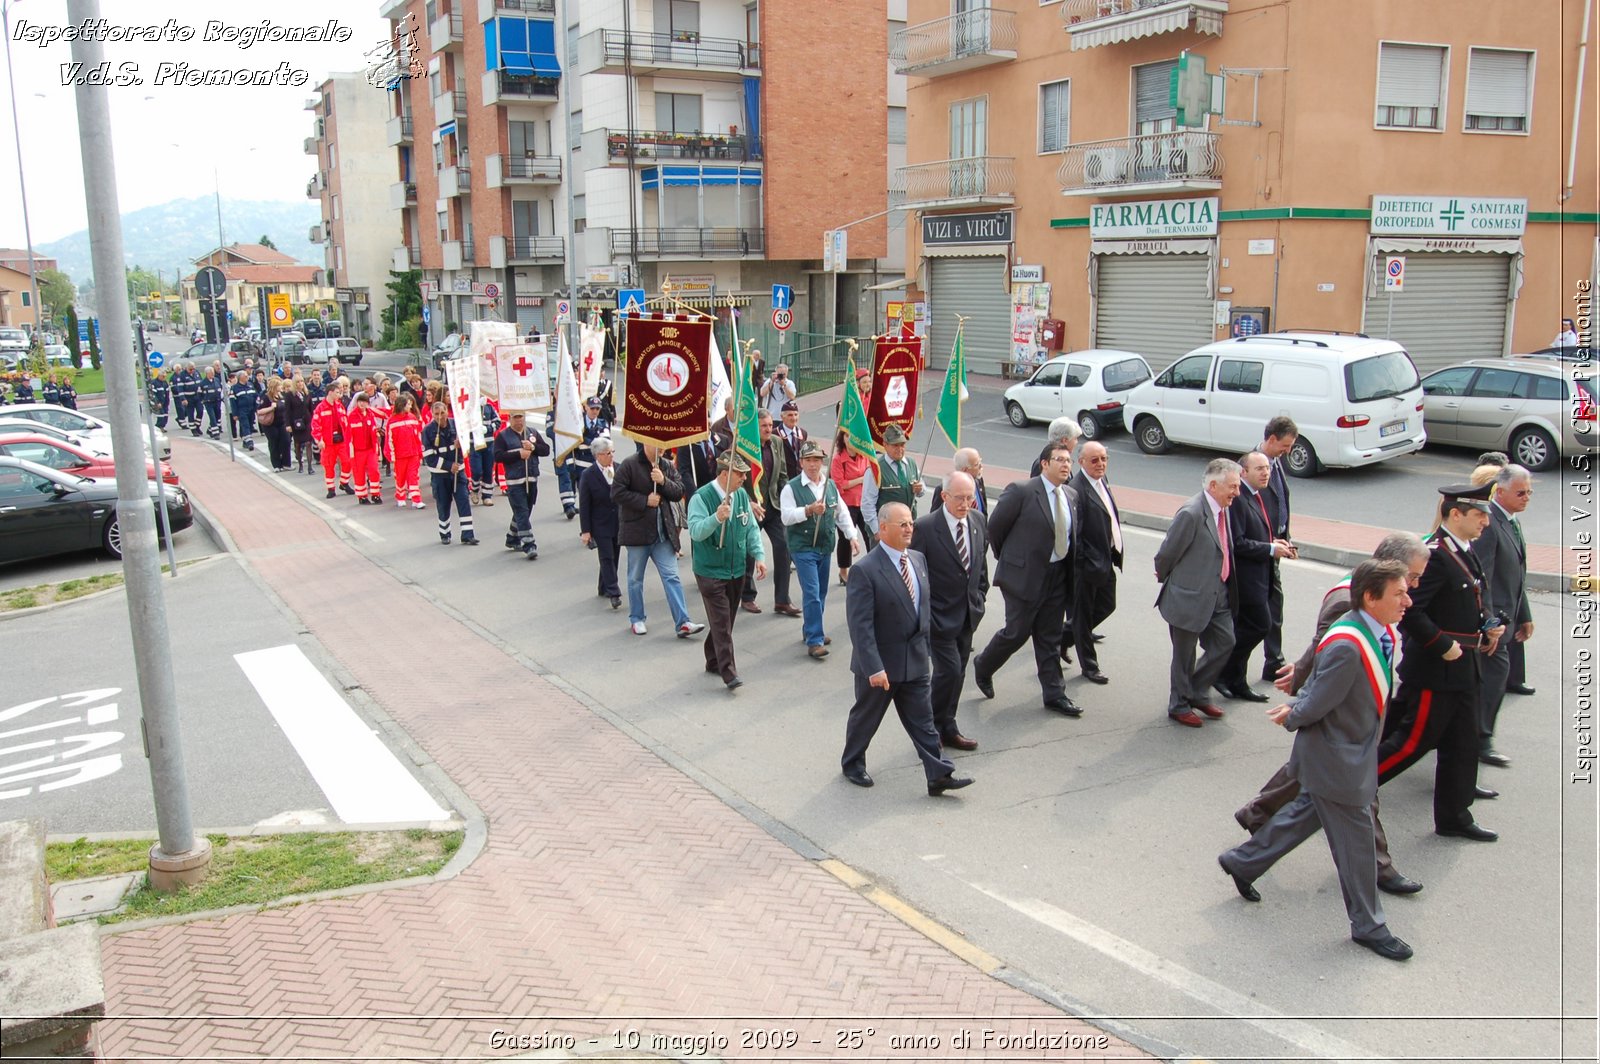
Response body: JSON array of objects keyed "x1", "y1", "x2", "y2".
[
  {"x1": 1088, "y1": 197, "x2": 1218, "y2": 369},
  {"x1": 921, "y1": 209, "x2": 1013, "y2": 374}
]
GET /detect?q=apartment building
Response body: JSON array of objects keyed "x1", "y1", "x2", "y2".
[
  {"x1": 379, "y1": 0, "x2": 893, "y2": 341},
  {"x1": 307, "y1": 75, "x2": 397, "y2": 342},
  {"x1": 180, "y1": 245, "x2": 335, "y2": 331},
  {"x1": 897, "y1": 0, "x2": 1597, "y2": 374}
]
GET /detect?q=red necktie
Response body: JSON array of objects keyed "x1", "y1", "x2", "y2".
[
  {"x1": 1218, "y1": 508, "x2": 1231, "y2": 582},
  {"x1": 1256, "y1": 492, "x2": 1270, "y2": 529}
]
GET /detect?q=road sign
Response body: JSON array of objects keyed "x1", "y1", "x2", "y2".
[
  {"x1": 822, "y1": 230, "x2": 848, "y2": 272},
  {"x1": 556, "y1": 299, "x2": 573, "y2": 321},
  {"x1": 148, "y1": 350, "x2": 164, "y2": 369},
  {"x1": 195, "y1": 266, "x2": 226, "y2": 299},
  {"x1": 772, "y1": 308, "x2": 793, "y2": 331},
  {"x1": 421, "y1": 307, "x2": 431, "y2": 324},
  {"x1": 771, "y1": 284, "x2": 792, "y2": 311},
  {"x1": 267, "y1": 293, "x2": 292, "y2": 328},
  {"x1": 1384, "y1": 256, "x2": 1406, "y2": 291},
  {"x1": 483, "y1": 282, "x2": 500, "y2": 300},
  {"x1": 617, "y1": 288, "x2": 646, "y2": 315}
]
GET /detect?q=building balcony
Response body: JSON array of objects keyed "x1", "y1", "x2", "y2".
[
  {"x1": 608, "y1": 227, "x2": 765, "y2": 259},
  {"x1": 897, "y1": 156, "x2": 1015, "y2": 210},
  {"x1": 477, "y1": 0, "x2": 554, "y2": 18},
  {"x1": 1062, "y1": 0, "x2": 1226, "y2": 50},
  {"x1": 310, "y1": 224, "x2": 326, "y2": 243},
  {"x1": 393, "y1": 245, "x2": 422, "y2": 272},
  {"x1": 1057, "y1": 130, "x2": 1222, "y2": 196},
  {"x1": 303, "y1": 136, "x2": 319, "y2": 155},
  {"x1": 481, "y1": 70, "x2": 560, "y2": 106},
  {"x1": 390, "y1": 181, "x2": 419, "y2": 209},
  {"x1": 891, "y1": 8, "x2": 1018, "y2": 76},
  {"x1": 386, "y1": 114, "x2": 414, "y2": 146},
  {"x1": 430, "y1": 11, "x2": 464, "y2": 51},
  {"x1": 379, "y1": 0, "x2": 409, "y2": 20},
  {"x1": 438, "y1": 165, "x2": 472, "y2": 198},
  {"x1": 486, "y1": 154, "x2": 561, "y2": 187},
  {"x1": 433, "y1": 88, "x2": 468, "y2": 125},
  {"x1": 579, "y1": 29, "x2": 759, "y2": 81},
  {"x1": 442, "y1": 240, "x2": 475, "y2": 271},
  {"x1": 582, "y1": 127, "x2": 761, "y2": 166},
  {"x1": 494, "y1": 234, "x2": 566, "y2": 266}
]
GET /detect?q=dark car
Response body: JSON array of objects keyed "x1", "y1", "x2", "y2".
[
  {"x1": 0, "y1": 454, "x2": 192, "y2": 565},
  {"x1": 294, "y1": 318, "x2": 325, "y2": 341}
]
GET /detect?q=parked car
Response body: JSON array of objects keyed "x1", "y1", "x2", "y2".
[
  {"x1": 1121, "y1": 332, "x2": 1427, "y2": 477},
  {"x1": 0, "y1": 403, "x2": 171, "y2": 459},
  {"x1": 1003, "y1": 349, "x2": 1153, "y2": 441},
  {"x1": 0, "y1": 432, "x2": 180, "y2": 485},
  {"x1": 323, "y1": 319, "x2": 344, "y2": 339},
  {"x1": 41, "y1": 344, "x2": 75, "y2": 368},
  {"x1": 294, "y1": 336, "x2": 364, "y2": 367},
  {"x1": 294, "y1": 318, "x2": 325, "y2": 340},
  {"x1": 1514, "y1": 344, "x2": 1594, "y2": 363},
  {"x1": 1419, "y1": 358, "x2": 1596, "y2": 472},
  {"x1": 431, "y1": 332, "x2": 464, "y2": 371},
  {"x1": 0, "y1": 326, "x2": 28, "y2": 358},
  {"x1": 0, "y1": 454, "x2": 192, "y2": 564},
  {"x1": 0, "y1": 419, "x2": 107, "y2": 455}
]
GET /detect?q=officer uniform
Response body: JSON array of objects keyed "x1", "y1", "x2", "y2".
[
  {"x1": 171, "y1": 367, "x2": 197, "y2": 430},
  {"x1": 149, "y1": 371, "x2": 171, "y2": 430},
  {"x1": 423, "y1": 416, "x2": 478, "y2": 545},
  {"x1": 12, "y1": 379, "x2": 35, "y2": 404},
  {"x1": 41, "y1": 378, "x2": 60, "y2": 405},
  {"x1": 197, "y1": 373, "x2": 224, "y2": 438},
  {"x1": 229, "y1": 378, "x2": 257, "y2": 446},
  {"x1": 470, "y1": 399, "x2": 502, "y2": 505},
  {"x1": 57, "y1": 380, "x2": 77, "y2": 410},
  {"x1": 492, "y1": 418, "x2": 551, "y2": 558}
]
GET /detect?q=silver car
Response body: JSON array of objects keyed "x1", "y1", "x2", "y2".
[{"x1": 1419, "y1": 357, "x2": 1596, "y2": 472}]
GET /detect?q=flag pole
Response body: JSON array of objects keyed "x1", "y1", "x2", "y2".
[
  {"x1": 918, "y1": 312, "x2": 967, "y2": 471},
  {"x1": 718, "y1": 299, "x2": 747, "y2": 548}
]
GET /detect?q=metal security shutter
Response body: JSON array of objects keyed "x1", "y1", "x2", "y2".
[
  {"x1": 1377, "y1": 43, "x2": 1445, "y2": 108},
  {"x1": 1134, "y1": 61, "x2": 1177, "y2": 124},
  {"x1": 1465, "y1": 48, "x2": 1530, "y2": 119},
  {"x1": 1094, "y1": 253, "x2": 1211, "y2": 369},
  {"x1": 515, "y1": 302, "x2": 544, "y2": 333},
  {"x1": 927, "y1": 255, "x2": 1009, "y2": 374},
  {"x1": 1363, "y1": 253, "x2": 1511, "y2": 374}
]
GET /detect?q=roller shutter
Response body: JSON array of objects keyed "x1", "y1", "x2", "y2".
[
  {"x1": 1363, "y1": 253, "x2": 1510, "y2": 374},
  {"x1": 1093, "y1": 253, "x2": 1211, "y2": 370},
  {"x1": 515, "y1": 301, "x2": 545, "y2": 334},
  {"x1": 927, "y1": 255, "x2": 1009, "y2": 374}
]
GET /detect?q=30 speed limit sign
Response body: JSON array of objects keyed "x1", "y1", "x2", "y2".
[{"x1": 771, "y1": 308, "x2": 793, "y2": 331}]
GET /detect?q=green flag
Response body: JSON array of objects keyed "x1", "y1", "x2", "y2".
[
  {"x1": 731, "y1": 339, "x2": 765, "y2": 501},
  {"x1": 935, "y1": 326, "x2": 967, "y2": 450},
  {"x1": 839, "y1": 353, "x2": 875, "y2": 460}
]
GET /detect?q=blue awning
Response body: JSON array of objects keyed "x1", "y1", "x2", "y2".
[
  {"x1": 437, "y1": 121, "x2": 457, "y2": 138},
  {"x1": 486, "y1": 17, "x2": 560, "y2": 78},
  {"x1": 640, "y1": 165, "x2": 763, "y2": 190}
]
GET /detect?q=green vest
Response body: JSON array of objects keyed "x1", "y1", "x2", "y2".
[
  {"x1": 786, "y1": 477, "x2": 838, "y2": 554},
  {"x1": 876, "y1": 453, "x2": 919, "y2": 517}
]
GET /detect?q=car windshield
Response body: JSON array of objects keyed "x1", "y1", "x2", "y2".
[
  {"x1": 1102, "y1": 358, "x2": 1151, "y2": 392},
  {"x1": 1345, "y1": 350, "x2": 1420, "y2": 402}
]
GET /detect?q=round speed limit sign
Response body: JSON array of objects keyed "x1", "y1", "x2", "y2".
[{"x1": 772, "y1": 308, "x2": 793, "y2": 331}]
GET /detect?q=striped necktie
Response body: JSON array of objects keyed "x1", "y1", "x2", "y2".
[
  {"x1": 955, "y1": 520, "x2": 969, "y2": 571},
  {"x1": 899, "y1": 553, "x2": 916, "y2": 602}
]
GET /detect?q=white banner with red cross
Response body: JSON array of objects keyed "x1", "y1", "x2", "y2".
[
  {"x1": 468, "y1": 320, "x2": 518, "y2": 400},
  {"x1": 444, "y1": 354, "x2": 486, "y2": 451},
  {"x1": 494, "y1": 341, "x2": 551, "y2": 413}
]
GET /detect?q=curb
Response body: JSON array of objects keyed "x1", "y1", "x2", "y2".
[{"x1": 0, "y1": 556, "x2": 221, "y2": 623}]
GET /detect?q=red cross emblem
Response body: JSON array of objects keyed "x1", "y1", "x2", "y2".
[
  {"x1": 456, "y1": 388, "x2": 470, "y2": 408},
  {"x1": 511, "y1": 356, "x2": 534, "y2": 377}
]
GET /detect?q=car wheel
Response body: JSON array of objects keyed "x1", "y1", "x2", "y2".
[
  {"x1": 1134, "y1": 416, "x2": 1171, "y2": 455},
  {"x1": 1510, "y1": 426, "x2": 1558, "y2": 472},
  {"x1": 1005, "y1": 401, "x2": 1029, "y2": 428},
  {"x1": 1077, "y1": 410, "x2": 1102, "y2": 441},
  {"x1": 1286, "y1": 436, "x2": 1321, "y2": 478},
  {"x1": 102, "y1": 512, "x2": 122, "y2": 560},
  {"x1": 351, "y1": 355, "x2": 362, "y2": 367}
]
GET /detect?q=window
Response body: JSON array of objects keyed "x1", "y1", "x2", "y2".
[
  {"x1": 1039, "y1": 80, "x2": 1069, "y2": 153},
  {"x1": 572, "y1": 194, "x2": 585, "y2": 221},
  {"x1": 513, "y1": 200, "x2": 540, "y2": 240},
  {"x1": 329, "y1": 145, "x2": 337, "y2": 169},
  {"x1": 1216, "y1": 359, "x2": 1264, "y2": 394},
  {"x1": 1160, "y1": 355, "x2": 1212, "y2": 390},
  {"x1": 569, "y1": 108, "x2": 582, "y2": 151},
  {"x1": 332, "y1": 194, "x2": 340, "y2": 220},
  {"x1": 1031, "y1": 363, "x2": 1064, "y2": 387},
  {"x1": 1102, "y1": 358, "x2": 1151, "y2": 391},
  {"x1": 1062, "y1": 363, "x2": 1091, "y2": 388},
  {"x1": 1345, "y1": 351, "x2": 1420, "y2": 402},
  {"x1": 663, "y1": 0, "x2": 700, "y2": 37},
  {"x1": 950, "y1": 96, "x2": 986, "y2": 159},
  {"x1": 437, "y1": 210, "x2": 449, "y2": 241},
  {"x1": 656, "y1": 92, "x2": 702, "y2": 133},
  {"x1": 510, "y1": 120, "x2": 539, "y2": 156},
  {"x1": 1375, "y1": 42, "x2": 1447, "y2": 130},
  {"x1": 1467, "y1": 367, "x2": 1522, "y2": 399},
  {"x1": 20, "y1": 292, "x2": 29, "y2": 307},
  {"x1": 1464, "y1": 47, "x2": 1532, "y2": 132},
  {"x1": 1134, "y1": 60, "x2": 1177, "y2": 133},
  {"x1": 1422, "y1": 366, "x2": 1476, "y2": 396},
  {"x1": 888, "y1": 106, "x2": 907, "y2": 146},
  {"x1": 1525, "y1": 374, "x2": 1565, "y2": 401}
]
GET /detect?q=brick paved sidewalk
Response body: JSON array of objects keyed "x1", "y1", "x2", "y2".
[{"x1": 96, "y1": 437, "x2": 1154, "y2": 1061}]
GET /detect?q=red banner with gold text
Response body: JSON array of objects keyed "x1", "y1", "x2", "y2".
[
  {"x1": 619, "y1": 314, "x2": 713, "y2": 448},
  {"x1": 867, "y1": 336, "x2": 922, "y2": 445}
]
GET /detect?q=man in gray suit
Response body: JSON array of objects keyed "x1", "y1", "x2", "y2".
[
  {"x1": 840, "y1": 502, "x2": 973, "y2": 796},
  {"x1": 1153, "y1": 458, "x2": 1241, "y2": 727},
  {"x1": 1475, "y1": 463, "x2": 1535, "y2": 769},
  {"x1": 1219, "y1": 559, "x2": 1415, "y2": 962}
]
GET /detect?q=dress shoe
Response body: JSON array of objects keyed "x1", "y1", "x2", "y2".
[
  {"x1": 927, "y1": 774, "x2": 974, "y2": 796},
  {"x1": 1235, "y1": 686, "x2": 1269, "y2": 703},
  {"x1": 1506, "y1": 683, "x2": 1536, "y2": 696},
  {"x1": 1353, "y1": 934, "x2": 1414, "y2": 961},
  {"x1": 740, "y1": 600, "x2": 762, "y2": 614},
  {"x1": 1218, "y1": 855, "x2": 1259, "y2": 902},
  {"x1": 843, "y1": 767, "x2": 873, "y2": 788},
  {"x1": 822, "y1": 636, "x2": 833, "y2": 646},
  {"x1": 1260, "y1": 661, "x2": 1286, "y2": 684},
  {"x1": 725, "y1": 676, "x2": 744, "y2": 690},
  {"x1": 1170, "y1": 709, "x2": 1204, "y2": 728},
  {"x1": 1092, "y1": 633, "x2": 1105, "y2": 643},
  {"x1": 1081, "y1": 669, "x2": 1110, "y2": 685},
  {"x1": 1193, "y1": 703, "x2": 1226, "y2": 719},
  {"x1": 609, "y1": 596, "x2": 622, "y2": 610},
  {"x1": 1436, "y1": 822, "x2": 1498, "y2": 842},
  {"x1": 974, "y1": 670, "x2": 995, "y2": 699},
  {"x1": 1044, "y1": 695, "x2": 1083, "y2": 718},
  {"x1": 1377, "y1": 873, "x2": 1425, "y2": 895},
  {"x1": 773, "y1": 602, "x2": 802, "y2": 617},
  {"x1": 1478, "y1": 750, "x2": 1511, "y2": 768},
  {"x1": 1059, "y1": 646, "x2": 1074, "y2": 665},
  {"x1": 943, "y1": 732, "x2": 978, "y2": 751},
  {"x1": 1474, "y1": 784, "x2": 1499, "y2": 800},
  {"x1": 807, "y1": 645, "x2": 829, "y2": 659}
]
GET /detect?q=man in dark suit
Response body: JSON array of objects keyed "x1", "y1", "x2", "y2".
[
  {"x1": 1068, "y1": 441, "x2": 1121, "y2": 684},
  {"x1": 675, "y1": 435, "x2": 717, "y2": 493},
  {"x1": 1219, "y1": 559, "x2": 1416, "y2": 962},
  {"x1": 1218, "y1": 452, "x2": 1298, "y2": 701},
  {"x1": 971, "y1": 439, "x2": 1082, "y2": 717},
  {"x1": 911, "y1": 471, "x2": 989, "y2": 750},
  {"x1": 1258, "y1": 416, "x2": 1298, "y2": 680},
  {"x1": 776, "y1": 400, "x2": 808, "y2": 479},
  {"x1": 930, "y1": 448, "x2": 988, "y2": 516},
  {"x1": 841, "y1": 502, "x2": 973, "y2": 796},
  {"x1": 578, "y1": 436, "x2": 622, "y2": 608},
  {"x1": 1152, "y1": 458, "x2": 1240, "y2": 727},
  {"x1": 1474, "y1": 464, "x2": 1535, "y2": 769}
]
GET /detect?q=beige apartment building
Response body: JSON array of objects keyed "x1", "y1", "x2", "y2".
[
  {"x1": 897, "y1": 0, "x2": 1598, "y2": 374},
  {"x1": 180, "y1": 245, "x2": 335, "y2": 332}
]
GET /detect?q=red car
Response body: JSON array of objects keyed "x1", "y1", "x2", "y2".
[{"x1": 0, "y1": 433, "x2": 180, "y2": 486}]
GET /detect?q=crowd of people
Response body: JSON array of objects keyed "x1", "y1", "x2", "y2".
[{"x1": 0, "y1": 370, "x2": 80, "y2": 408}]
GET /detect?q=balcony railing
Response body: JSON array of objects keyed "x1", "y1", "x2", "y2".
[
  {"x1": 492, "y1": 0, "x2": 554, "y2": 11},
  {"x1": 898, "y1": 156, "x2": 1015, "y2": 207},
  {"x1": 503, "y1": 155, "x2": 561, "y2": 180},
  {"x1": 386, "y1": 114, "x2": 414, "y2": 147},
  {"x1": 390, "y1": 181, "x2": 418, "y2": 209},
  {"x1": 609, "y1": 227, "x2": 765, "y2": 258},
  {"x1": 605, "y1": 129, "x2": 761, "y2": 162},
  {"x1": 1056, "y1": 130, "x2": 1222, "y2": 193},
  {"x1": 484, "y1": 71, "x2": 560, "y2": 104},
  {"x1": 1062, "y1": 0, "x2": 1226, "y2": 49},
  {"x1": 507, "y1": 236, "x2": 565, "y2": 261},
  {"x1": 439, "y1": 165, "x2": 472, "y2": 198},
  {"x1": 394, "y1": 245, "x2": 422, "y2": 272},
  {"x1": 598, "y1": 29, "x2": 759, "y2": 72},
  {"x1": 891, "y1": 8, "x2": 1018, "y2": 75},
  {"x1": 431, "y1": 11, "x2": 464, "y2": 50}
]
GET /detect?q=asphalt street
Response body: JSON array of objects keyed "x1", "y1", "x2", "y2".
[{"x1": 0, "y1": 506, "x2": 219, "y2": 594}]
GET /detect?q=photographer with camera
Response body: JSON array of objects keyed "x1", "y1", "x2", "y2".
[{"x1": 760, "y1": 360, "x2": 796, "y2": 419}]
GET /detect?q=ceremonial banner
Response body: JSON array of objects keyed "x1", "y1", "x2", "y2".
[
  {"x1": 838, "y1": 355, "x2": 875, "y2": 460},
  {"x1": 468, "y1": 320, "x2": 517, "y2": 400},
  {"x1": 550, "y1": 347, "x2": 585, "y2": 463},
  {"x1": 444, "y1": 355, "x2": 485, "y2": 450},
  {"x1": 867, "y1": 335, "x2": 922, "y2": 445},
  {"x1": 729, "y1": 316, "x2": 763, "y2": 500},
  {"x1": 494, "y1": 341, "x2": 551, "y2": 413},
  {"x1": 578, "y1": 322, "x2": 606, "y2": 401},
  {"x1": 619, "y1": 313, "x2": 713, "y2": 448},
  {"x1": 708, "y1": 333, "x2": 733, "y2": 426}
]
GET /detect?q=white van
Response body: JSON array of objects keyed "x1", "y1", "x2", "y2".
[{"x1": 1121, "y1": 332, "x2": 1426, "y2": 477}]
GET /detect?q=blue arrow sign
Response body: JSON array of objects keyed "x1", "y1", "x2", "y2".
[
  {"x1": 617, "y1": 288, "x2": 646, "y2": 315},
  {"x1": 771, "y1": 284, "x2": 792, "y2": 310},
  {"x1": 421, "y1": 307, "x2": 431, "y2": 324},
  {"x1": 148, "y1": 350, "x2": 165, "y2": 369}
]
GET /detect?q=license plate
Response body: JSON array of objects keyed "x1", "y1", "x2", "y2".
[{"x1": 1380, "y1": 419, "x2": 1407, "y2": 438}]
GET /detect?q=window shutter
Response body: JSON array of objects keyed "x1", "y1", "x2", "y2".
[
  {"x1": 1134, "y1": 62, "x2": 1177, "y2": 124},
  {"x1": 1466, "y1": 48, "x2": 1530, "y2": 117},
  {"x1": 888, "y1": 107, "x2": 907, "y2": 146},
  {"x1": 1040, "y1": 81, "x2": 1067, "y2": 152},
  {"x1": 1377, "y1": 44, "x2": 1445, "y2": 108}
]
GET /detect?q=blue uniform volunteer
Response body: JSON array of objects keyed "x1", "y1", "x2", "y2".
[
  {"x1": 149, "y1": 372, "x2": 170, "y2": 429},
  {"x1": 230, "y1": 378, "x2": 257, "y2": 447},
  {"x1": 171, "y1": 367, "x2": 198, "y2": 430},
  {"x1": 492, "y1": 414, "x2": 550, "y2": 559},
  {"x1": 470, "y1": 400, "x2": 502, "y2": 505},
  {"x1": 197, "y1": 373, "x2": 224, "y2": 438},
  {"x1": 422, "y1": 415, "x2": 479, "y2": 545}
]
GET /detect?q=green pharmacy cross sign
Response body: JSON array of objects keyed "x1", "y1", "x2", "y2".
[
  {"x1": 1171, "y1": 51, "x2": 1223, "y2": 128},
  {"x1": 1439, "y1": 200, "x2": 1467, "y2": 230}
]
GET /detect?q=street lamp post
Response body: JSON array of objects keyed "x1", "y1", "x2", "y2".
[{"x1": 2, "y1": 0, "x2": 45, "y2": 343}]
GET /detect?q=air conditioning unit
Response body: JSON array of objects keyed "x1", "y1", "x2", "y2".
[
  {"x1": 1084, "y1": 147, "x2": 1128, "y2": 185},
  {"x1": 1168, "y1": 148, "x2": 1193, "y2": 178}
]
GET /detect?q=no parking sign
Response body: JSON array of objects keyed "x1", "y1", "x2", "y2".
[{"x1": 1384, "y1": 256, "x2": 1405, "y2": 291}]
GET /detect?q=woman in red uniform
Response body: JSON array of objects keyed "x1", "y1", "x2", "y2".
[
  {"x1": 311, "y1": 379, "x2": 352, "y2": 499},
  {"x1": 387, "y1": 393, "x2": 425, "y2": 508},
  {"x1": 346, "y1": 392, "x2": 384, "y2": 503}
]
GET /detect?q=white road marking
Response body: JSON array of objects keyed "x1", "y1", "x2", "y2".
[
  {"x1": 234, "y1": 645, "x2": 447, "y2": 824},
  {"x1": 968, "y1": 883, "x2": 1395, "y2": 1064}
]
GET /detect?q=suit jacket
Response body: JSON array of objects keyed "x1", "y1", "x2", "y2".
[
  {"x1": 1153, "y1": 492, "x2": 1233, "y2": 633},
  {"x1": 578, "y1": 462, "x2": 619, "y2": 539},
  {"x1": 1398, "y1": 534, "x2": 1489, "y2": 693},
  {"x1": 1290, "y1": 585, "x2": 1355, "y2": 694},
  {"x1": 1228, "y1": 485, "x2": 1277, "y2": 606},
  {"x1": 776, "y1": 424, "x2": 808, "y2": 479},
  {"x1": 1475, "y1": 505, "x2": 1531, "y2": 630},
  {"x1": 1262, "y1": 455, "x2": 1292, "y2": 538},
  {"x1": 1068, "y1": 468, "x2": 1122, "y2": 581},
  {"x1": 1287, "y1": 630, "x2": 1387, "y2": 806},
  {"x1": 987, "y1": 477, "x2": 1079, "y2": 605},
  {"x1": 930, "y1": 475, "x2": 988, "y2": 516},
  {"x1": 675, "y1": 438, "x2": 716, "y2": 492},
  {"x1": 846, "y1": 545, "x2": 933, "y2": 683},
  {"x1": 911, "y1": 509, "x2": 989, "y2": 641}
]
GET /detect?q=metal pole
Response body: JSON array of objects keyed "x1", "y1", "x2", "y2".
[
  {"x1": 559, "y1": 0, "x2": 582, "y2": 395},
  {"x1": 67, "y1": 0, "x2": 208, "y2": 887},
  {"x1": 136, "y1": 323, "x2": 177, "y2": 578},
  {"x1": 1386, "y1": 291, "x2": 1394, "y2": 339},
  {"x1": 2, "y1": 0, "x2": 44, "y2": 343}
]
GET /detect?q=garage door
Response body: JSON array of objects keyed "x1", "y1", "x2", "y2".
[
  {"x1": 1094, "y1": 253, "x2": 1212, "y2": 370},
  {"x1": 927, "y1": 255, "x2": 1009, "y2": 374},
  {"x1": 515, "y1": 301, "x2": 545, "y2": 334},
  {"x1": 1363, "y1": 252, "x2": 1511, "y2": 374}
]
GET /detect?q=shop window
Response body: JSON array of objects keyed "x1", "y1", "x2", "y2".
[{"x1": 1375, "y1": 42, "x2": 1447, "y2": 130}]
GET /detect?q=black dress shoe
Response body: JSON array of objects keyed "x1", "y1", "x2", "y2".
[
  {"x1": 1081, "y1": 669, "x2": 1110, "y2": 685},
  {"x1": 1219, "y1": 855, "x2": 1259, "y2": 902},
  {"x1": 1377, "y1": 873, "x2": 1424, "y2": 895},
  {"x1": 1059, "y1": 647, "x2": 1073, "y2": 665},
  {"x1": 1479, "y1": 750, "x2": 1511, "y2": 768},
  {"x1": 1474, "y1": 784, "x2": 1499, "y2": 800},
  {"x1": 1436, "y1": 822, "x2": 1498, "y2": 842},
  {"x1": 843, "y1": 767, "x2": 873, "y2": 788},
  {"x1": 1260, "y1": 661, "x2": 1286, "y2": 684},
  {"x1": 1236, "y1": 686, "x2": 1269, "y2": 703},
  {"x1": 1506, "y1": 683, "x2": 1536, "y2": 696},
  {"x1": 1092, "y1": 633, "x2": 1105, "y2": 643},
  {"x1": 1044, "y1": 695, "x2": 1083, "y2": 717},
  {"x1": 1353, "y1": 934, "x2": 1414, "y2": 961},
  {"x1": 927, "y1": 774, "x2": 974, "y2": 796},
  {"x1": 974, "y1": 670, "x2": 994, "y2": 699}
]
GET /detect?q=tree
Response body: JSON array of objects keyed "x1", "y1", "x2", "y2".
[
  {"x1": 125, "y1": 265, "x2": 162, "y2": 321},
  {"x1": 257, "y1": 234, "x2": 277, "y2": 250},
  {"x1": 87, "y1": 315, "x2": 102, "y2": 371},
  {"x1": 38, "y1": 269, "x2": 75, "y2": 327},
  {"x1": 379, "y1": 269, "x2": 423, "y2": 349},
  {"x1": 65, "y1": 306, "x2": 82, "y2": 365}
]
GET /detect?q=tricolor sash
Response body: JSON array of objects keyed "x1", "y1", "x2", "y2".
[
  {"x1": 1322, "y1": 572, "x2": 1353, "y2": 605},
  {"x1": 1316, "y1": 615, "x2": 1394, "y2": 716}
]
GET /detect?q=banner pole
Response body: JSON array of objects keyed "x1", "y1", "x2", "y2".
[{"x1": 919, "y1": 313, "x2": 967, "y2": 471}]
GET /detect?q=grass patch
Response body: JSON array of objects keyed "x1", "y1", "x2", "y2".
[
  {"x1": 0, "y1": 560, "x2": 203, "y2": 613},
  {"x1": 47, "y1": 829, "x2": 464, "y2": 924},
  {"x1": 69, "y1": 367, "x2": 105, "y2": 394}
]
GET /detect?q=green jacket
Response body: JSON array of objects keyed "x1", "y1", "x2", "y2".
[{"x1": 688, "y1": 479, "x2": 765, "y2": 579}]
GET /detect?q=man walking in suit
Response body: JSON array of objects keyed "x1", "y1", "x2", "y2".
[
  {"x1": 1218, "y1": 452, "x2": 1298, "y2": 701},
  {"x1": 972, "y1": 439, "x2": 1082, "y2": 718},
  {"x1": 578, "y1": 436, "x2": 622, "y2": 608},
  {"x1": 1474, "y1": 464, "x2": 1535, "y2": 769},
  {"x1": 1068, "y1": 441, "x2": 1121, "y2": 684},
  {"x1": 1153, "y1": 458, "x2": 1241, "y2": 727},
  {"x1": 912, "y1": 471, "x2": 989, "y2": 750},
  {"x1": 1218, "y1": 559, "x2": 1416, "y2": 962},
  {"x1": 1259, "y1": 417, "x2": 1298, "y2": 679},
  {"x1": 776, "y1": 400, "x2": 808, "y2": 479},
  {"x1": 841, "y1": 502, "x2": 973, "y2": 796},
  {"x1": 930, "y1": 448, "x2": 988, "y2": 516}
]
